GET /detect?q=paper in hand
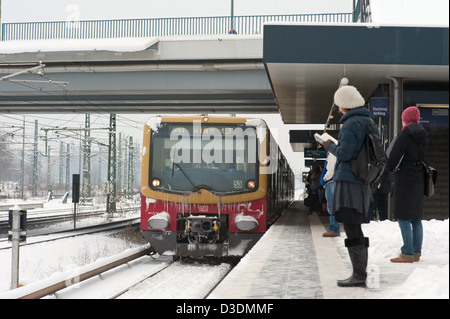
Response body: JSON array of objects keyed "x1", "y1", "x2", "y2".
[{"x1": 314, "y1": 132, "x2": 338, "y2": 145}]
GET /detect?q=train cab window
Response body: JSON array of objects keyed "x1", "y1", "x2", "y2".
[{"x1": 149, "y1": 123, "x2": 259, "y2": 194}]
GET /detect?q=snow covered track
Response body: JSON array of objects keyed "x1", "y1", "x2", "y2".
[
  {"x1": 1, "y1": 247, "x2": 235, "y2": 299},
  {"x1": 1, "y1": 245, "x2": 154, "y2": 299},
  {"x1": 50, "y1": 257, "x2": 235, "y2": 299},
  {"x1": 0, "y1": 205, "x2": 140, "y2": 233},
  {"x1": 0, "y1": 217, "x2": 140, "y2": 250},
  {"x1": 117, "y1": 259, "x2": 233, "y2": 299}
]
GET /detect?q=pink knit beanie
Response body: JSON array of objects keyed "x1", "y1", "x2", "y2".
[{"x1": 402, "y1": 106, "x2": 420, "y2": 125}]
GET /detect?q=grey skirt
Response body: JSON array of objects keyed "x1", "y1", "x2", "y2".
[{"x1": 332, "y1": 181, "x2": 372, "y2": 224}]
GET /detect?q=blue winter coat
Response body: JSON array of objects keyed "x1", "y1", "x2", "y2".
[{"x1": 327, "y1": 107, "x2": 379, "y2": 184}]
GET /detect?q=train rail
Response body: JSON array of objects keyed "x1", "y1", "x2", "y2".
[
  {"x1": 1, "y1": 247, "x2": 237, "y2": 299},
  {"x1": 0, "y1": 198, "x2": 238, "y2": 299},
  {"x1": 0, "y1": 245, "x2": 154, "y2": 299},
  {"x1": 0, "y1": 205, "x2": 140, "y2": 232},
  {"x1": 0, "y1": 217, "x2": 140, "y2": 250}
]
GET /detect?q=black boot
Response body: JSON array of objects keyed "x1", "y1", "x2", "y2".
[{"x1": 337, "y1": 237, "x2": 369, "y2": 287}]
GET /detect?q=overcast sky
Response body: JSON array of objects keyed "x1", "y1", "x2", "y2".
[{"x1": 1, "y1": 0, "x2": 353, "y2": 22}]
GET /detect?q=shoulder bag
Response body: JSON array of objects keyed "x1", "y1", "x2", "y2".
[{"x1": 421, "y1": 161, "x2": 438, "y2": 198}]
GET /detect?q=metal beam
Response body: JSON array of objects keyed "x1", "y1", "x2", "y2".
[
  {"x1": 106, "y1": 114, "x2": 117, "y2": 213},
  {"x1": 81, "y1": 114, "x2": 91, "y2": 203}
]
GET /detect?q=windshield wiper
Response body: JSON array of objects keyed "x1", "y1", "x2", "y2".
[
  {"x1": 172, "y1": 163, "x2": 215, "y2": 193},
  {"x1": 173, "y1": 162, "x2": 197, "y2": 190}
]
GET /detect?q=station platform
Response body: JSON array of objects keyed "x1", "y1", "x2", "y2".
[{"x1": 208, "y1": 201, "x2": 418, "y2": 299}]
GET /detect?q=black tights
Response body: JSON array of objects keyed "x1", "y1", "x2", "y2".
[{"x1": 343, "y1": 223, "x2": 366, "y2": 246}]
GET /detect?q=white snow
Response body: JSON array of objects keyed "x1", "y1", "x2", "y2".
[
  {"x1": 144, "y1": 197, "x2": 157, "y2": 210},
  {"x1": 0, "y1": 244, "x2": 152, "y2": 299},
  {"x1": 0, "y1": 37, "x2": 159, "y2": 54},
  {"x1": 0, "y1": 208, "x2": 447, "y2": 298},
  {"x1": 146, "y1": 117, "x2": 162, "y2": 132},
  {"x1": 245, "y1": 118, "x2": 267, "y2": 144},
  {"x1": 117, "y1": 261, "x2": 231, "y2": 299},
  {"x1": 360, "y1": 218, "x2": 449, "y2": 298},
  {"x1": 0, "y1": 233, "x2": 144, "y2": 293}
]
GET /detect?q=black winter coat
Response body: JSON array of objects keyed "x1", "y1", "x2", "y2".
[{"x1": 386, "y1": 123, "x2": 428, "y2": 219}]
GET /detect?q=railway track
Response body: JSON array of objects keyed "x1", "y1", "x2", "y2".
[
  {"x1": 115, "y1": 257, "x2": 236, "y2": 299},
  {"x1": 1, "y1": 248, "x2": 237, "y2": 299},
  {"x1": 0, "y1": 203, "x2": 238, "y2": 299},
  {"x1": 0, "y1": 205, "x2": 140, "y2": 233},
  {"x1": 0, "y1": 217, "x2": 140, "y2": 250},
  {"x1": 0, "y1": 245, "x2": 155, "y2": 299}
]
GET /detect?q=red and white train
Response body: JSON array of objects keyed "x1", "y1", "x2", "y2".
[{"x1": 140, "y1": 116, "x2": 294, "y2": 258}]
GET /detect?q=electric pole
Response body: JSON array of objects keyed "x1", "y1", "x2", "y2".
[
  {"x1": 106, "y1": 114, "x2": 117, "y2": 213},
  {"x1": 32, "y1": 120, "x2": 38, "y2": 196},
  {"x1": 82, "y1": 114, "x2": 91, "y2": 203},
  {"x1": 127, "y1": 136, "x2": 134, "y2": 199},
  {"x1": 66, "y1": 143, "x2": 70, "y2": 192},
  {"x1": 20, "y1": 117, "x2": 25, "y2": 198}
]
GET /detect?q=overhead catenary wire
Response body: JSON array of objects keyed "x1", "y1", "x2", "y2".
[{"x1": 1, "y1": 65, "x2": 143, "y2": 201}]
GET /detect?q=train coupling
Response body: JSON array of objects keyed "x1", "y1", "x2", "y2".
[{"x1": 184, "y1": 215, "x2": 220, "y2": 244}]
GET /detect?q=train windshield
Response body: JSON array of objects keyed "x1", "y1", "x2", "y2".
[{"x1": 150, "y1": 122, "x2": 260, "y2": 194}]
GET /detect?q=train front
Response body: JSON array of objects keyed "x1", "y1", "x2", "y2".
[{"x1": 140, "y1": 116, "x2": 270, "y2": 258}]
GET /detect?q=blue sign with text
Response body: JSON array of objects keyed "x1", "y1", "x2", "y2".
[
  {"x1": 419, "y1": 107, "x2": 449, "y2": 127},
  {"x1": 370, "y1": 98, "x2": 389, "y2": 117}
]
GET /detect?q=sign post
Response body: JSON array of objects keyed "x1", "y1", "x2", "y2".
[
  {"x1": 72, "y1": 174, "x2": 80, "y2": 229},
  {"x1": 9, "y1": 205, "x2": 27, "y2": 289}
]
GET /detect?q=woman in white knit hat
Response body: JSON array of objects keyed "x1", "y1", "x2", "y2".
[{"x1": 322, "y1": 85, "x2": 380, "y2": 287}]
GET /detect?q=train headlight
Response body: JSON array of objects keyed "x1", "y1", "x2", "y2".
[
  {"x1": 247, "y1": 180, "x2": 256, "y2": 189},
  {"x1": 151, "y1": 178, "x2": 161, "y2": 187}
]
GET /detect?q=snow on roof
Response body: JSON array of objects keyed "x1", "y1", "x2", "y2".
[
  {"x1": 0, "y1": 34, "x2": 263, "y2": 55},
  {"x1": 0, "y1": 37, "x2": 159, "y2": 55}
]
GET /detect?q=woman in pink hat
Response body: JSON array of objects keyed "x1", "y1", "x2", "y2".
[{"x1": 385, "y1": 106, "x2": 429, "y2": 263}]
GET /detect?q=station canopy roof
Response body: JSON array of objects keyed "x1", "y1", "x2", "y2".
[{"x1": 263, "y1": 23, "x2": 449, "y2": 124}]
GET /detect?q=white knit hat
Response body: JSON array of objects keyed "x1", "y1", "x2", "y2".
[{"x1": 334, "y1": 85, "x2": 365, "y2": 109}]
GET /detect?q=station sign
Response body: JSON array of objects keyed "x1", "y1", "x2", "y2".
[
  {"x1": 304, "y1": 148, "x2": 327, "y2": 158},
  {"x1": 418, "y1": 105, "x2": 449, "y2": 127},
  {"x1": 370, "y1": 98, "x2": 389, "y2": 118}
]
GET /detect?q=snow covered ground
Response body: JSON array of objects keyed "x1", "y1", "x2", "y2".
[
  {"x1": 0, "y1": 204, "x2": 447, "y2": 298},
  {"x1": 350, "y1": 218, "x2": 448, "y2": 299}
]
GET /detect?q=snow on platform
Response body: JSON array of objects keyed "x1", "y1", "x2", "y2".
[
  {"x1": 209, "y1": 203, "x2": 322, "y2": 298},
  {"x1": 209, "y1": 202, "x2": 449, "y2": 299}
]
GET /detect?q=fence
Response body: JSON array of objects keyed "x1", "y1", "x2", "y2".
[{"x1": 1, "y1": 13, "x2": 353, "y2": 41}]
